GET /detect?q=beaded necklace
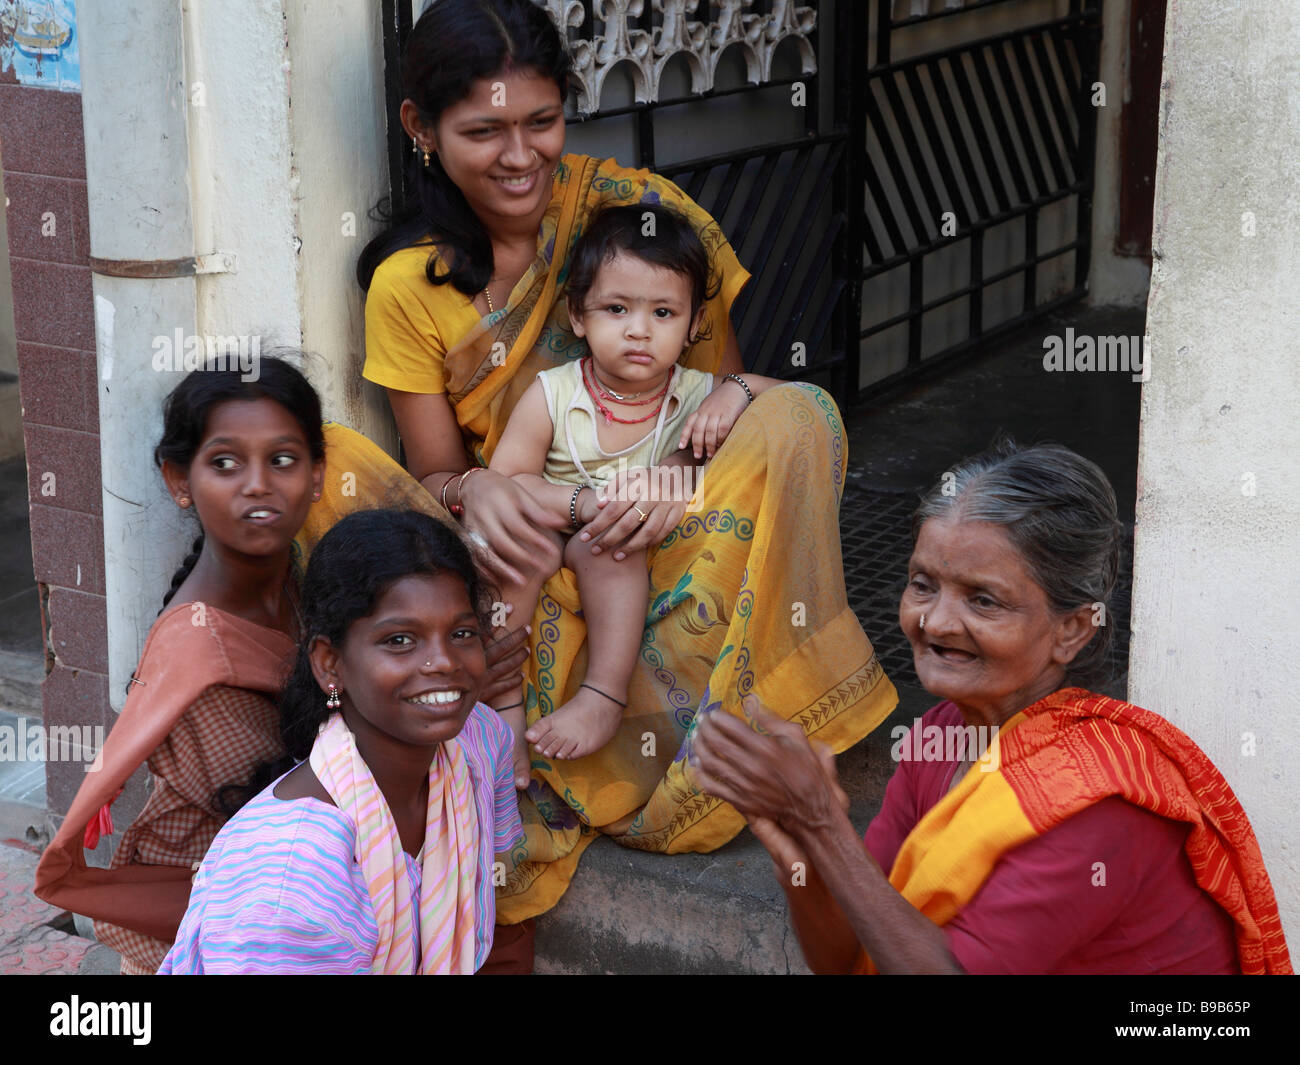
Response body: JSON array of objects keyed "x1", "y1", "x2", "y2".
[{"x1": 581, "y1": 357, "x2": 673, "y2": 425}]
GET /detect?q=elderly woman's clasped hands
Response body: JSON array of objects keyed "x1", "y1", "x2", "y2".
[
  {"x1": 692, "y1": 695, "x2": 964, "y2": 975},
  {"x1": 692, "y1": 696, "x2": 848, "y2": 869}
]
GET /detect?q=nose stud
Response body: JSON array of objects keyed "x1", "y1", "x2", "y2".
[{"x1": 919, "y1": 613, "x2": 927, "y2": 631}]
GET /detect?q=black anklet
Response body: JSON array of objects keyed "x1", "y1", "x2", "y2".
[
  {"x1": 580, "y1": 683, "x2": 628, "y2": 709},
  {"x1": 495, "y1": 700, "x2": 524, "y2": 711}
]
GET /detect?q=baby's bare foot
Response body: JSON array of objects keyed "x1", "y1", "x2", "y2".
[
  {"x1": 525, "y1": 684, "x2": 625, "y2": 761},
  {"x1": 497, "y1": 704, "x2": 532, "y2": 789}
]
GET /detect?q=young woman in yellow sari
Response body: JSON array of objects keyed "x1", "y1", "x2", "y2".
[{"x1": 322, "y1": 0, "x2": 897, "y2": 934}]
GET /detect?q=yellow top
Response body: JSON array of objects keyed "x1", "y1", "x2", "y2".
[
  {"x1": 360, "y1": 153, "x2": 750, "y2": 465},
  {"x1": 362, "y1": 241, "x2": 480, "y2": 395}
]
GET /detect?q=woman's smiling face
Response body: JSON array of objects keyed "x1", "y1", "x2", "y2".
[
  {"x1": 323, "y1": 572, "x2": 488, "y2": 752},
  {"x1": 899, "y1": 517, "x2": 1094, "y2": 726},
  {"x1": 424, "y1": 68, "x2": 565, "y2": 226}
]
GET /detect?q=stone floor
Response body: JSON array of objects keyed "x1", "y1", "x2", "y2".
[
  {"x1": 0, "y1": 838, "x2": 118, "y2": 974},
  {"x1": 0, "y1": 301, "x2": 1144, "y2": 974}
]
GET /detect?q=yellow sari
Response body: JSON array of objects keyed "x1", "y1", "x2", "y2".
[{"x1": 315, "y1": 154, "x2": 897, "y2": 922}]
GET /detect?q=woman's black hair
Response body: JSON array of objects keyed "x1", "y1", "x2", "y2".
[
  {"x1": 154, "y1": 353, "x2": 325, "y2": 614},
  {"x1": 355, "y1": 0, "x2": 571, "y2": 294},
  {"x1": 217, "y1": 509, "x2": 496, "y2": 813},
  {"x1": 565, "y1": 203, "x2": 721, "y2": 342}
]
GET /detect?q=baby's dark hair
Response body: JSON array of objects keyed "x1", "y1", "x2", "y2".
[
  {"x1": 566, "y1": 203, "x2": 721, "y2": 343},
  {"x1": 217, "y1": 508, "x2": 496, "y2": 814},
  {"x1": 154, "y1": 353, "x2": 326, "y2": 614}
]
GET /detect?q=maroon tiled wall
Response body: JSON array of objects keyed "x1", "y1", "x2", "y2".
[{"x1": 0, "y1": 82, "x2": 110, "y2": 819}]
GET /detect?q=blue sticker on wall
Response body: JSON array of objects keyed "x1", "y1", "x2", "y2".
[{"x1": 1, "y1": 1, "x2": 81, "y2": 93}]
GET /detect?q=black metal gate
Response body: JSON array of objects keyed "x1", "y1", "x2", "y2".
[
  {"x1": 380, "y1": 0, "x2": 1103, "y2": 410},
  {"x1": 849, "y1": 0, "x2": 1104, "y2": 401}
]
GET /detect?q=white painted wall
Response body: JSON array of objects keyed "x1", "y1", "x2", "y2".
[
  {"x1": 80, "y1": 0, "x2": 390, "y2": 700},
  {"x1": 282, "y1": 0, "x2": 393, "y2": 450},
  {"x1": 1129, "y1": 0, "x2": 1299, "y2": 947},
  {"x1": 79, "y1": 0, "x2": 202, "y2": 707}
]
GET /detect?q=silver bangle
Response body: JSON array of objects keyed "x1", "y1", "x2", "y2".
[
  {"x1": 723, "y1": 373, "x2": 754, "y2": 404},
  {"x1": 570, "y1": 485, "x2": 585, "y2": 529}
]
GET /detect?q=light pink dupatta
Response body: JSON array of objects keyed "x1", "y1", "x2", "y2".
[{"x1": 309, "y1": 713, "x2": 479, "y2": 974}]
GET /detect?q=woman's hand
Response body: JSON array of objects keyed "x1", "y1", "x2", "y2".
[
  {"x1": 459, "y1": 468, "x2": 568, "y2": 586},
  {"x1": 697, "y1": 697, "x2": 963, "y2": 974},
  {"x1": 478, "y1": 621, "x2": 532, "y2": 707},
  {"x1": 747, "y1": 814, "x2": 809, "y2": 882},
  {"x1": 577, "y1": 465, "x2": 686, "y2": 561},
  {"x1": 692, "y1": 695, "x2": 846, "y2": 833},
  {"x1": 677, "y1": 384, "x2": 749, "y2": 460}
]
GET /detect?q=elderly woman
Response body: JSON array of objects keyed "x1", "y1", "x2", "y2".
[{"x1": 694, "y1": 441, "x2": 1292, "y2": 974}]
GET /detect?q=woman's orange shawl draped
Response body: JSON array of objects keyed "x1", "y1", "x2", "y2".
[
  {"x1": 859, "y1": 687, "x2": 1290, "y2": 975},
  {"x1": 33, "y1": 606, "x2": 294, "y2": 944}
]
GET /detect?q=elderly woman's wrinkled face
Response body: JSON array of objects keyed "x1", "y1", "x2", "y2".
[{"x1": 900, "y1": 518, "x2": 1093, "y2": 726}]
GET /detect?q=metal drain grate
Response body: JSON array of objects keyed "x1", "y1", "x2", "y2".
[{"x1": 837, "y1": 486, "x2": 1133, "y2": 691}]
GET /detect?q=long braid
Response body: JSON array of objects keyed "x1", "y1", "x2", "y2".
[{"x1": 158, "y1": 532, "x2": 204, "y2": 614}]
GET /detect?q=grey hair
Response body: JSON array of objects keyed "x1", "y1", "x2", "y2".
[{"x1": 912, "y1": 438, "x2": 1124, "y2": 687}]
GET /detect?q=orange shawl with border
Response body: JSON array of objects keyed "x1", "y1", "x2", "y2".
[
  {"x1": 859, "y1": 687, "x2": 1290, "y2": 975},
  {"x1": 33, "y1": 605, "x2": 294, "y2": 944}
]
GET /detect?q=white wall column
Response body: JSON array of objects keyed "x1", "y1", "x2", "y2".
[
  {"x1": 79, "y1": 1, "x2": 201, "y2": 705},
  {"x1": 80, "y1": 0, "x2": 390, "y2": 698},
  {"x1": 1129, "y1": 1, "x2": 1299, "y2": 943}
]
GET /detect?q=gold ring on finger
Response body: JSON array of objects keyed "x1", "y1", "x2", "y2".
[{"x1": 633, "y1": 504, "x2": 648, "y2": 523}]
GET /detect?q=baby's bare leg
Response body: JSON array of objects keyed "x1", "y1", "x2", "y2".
[
  {"x1": 525, "y1": 538, "x2": 648, "y2": 760},
  {"x1": 493, "y1": 551, "x2": 560, "y2": 789}
]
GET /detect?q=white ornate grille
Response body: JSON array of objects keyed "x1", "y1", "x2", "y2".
[{"x1": 534, "y1": 0, "x2": 818, "y2": 115}]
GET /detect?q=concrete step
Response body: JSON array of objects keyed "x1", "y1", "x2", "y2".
[{"x1": 534, "y1": 682, "x2": 933, "y2": 974}]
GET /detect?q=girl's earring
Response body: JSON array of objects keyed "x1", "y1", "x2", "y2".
[
  {"x1": 422, "y1": 147, "x2": 431, "y2": 167},
  {"x1": 325, "y1": 683, "x2": 341, "y2": 710},
  {"x1": 178, "y1": 496, "x2": 190, "y2": 508},
  {"x1": 312, "y1": 491, "x2": 320, "y2": 501}
]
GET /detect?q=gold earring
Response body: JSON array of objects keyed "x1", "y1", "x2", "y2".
[
  {"x1": 423, "y1": 147, "x2": 431, "y2": 167},
  {"x1": 178, "y1": 496, "x2": 190, "y2": 508}
]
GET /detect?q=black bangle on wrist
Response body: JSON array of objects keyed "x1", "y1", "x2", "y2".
[
  {"x1": 570, "y1": 485, "x2": 586, "y2": 529},
  {"x1": 723, "y1": 373, "x2": 754, "y2": 404}
]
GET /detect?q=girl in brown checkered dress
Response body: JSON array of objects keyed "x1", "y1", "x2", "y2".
[{"x1": 35, "y1": 358, "x2": 325, "y2": 973}]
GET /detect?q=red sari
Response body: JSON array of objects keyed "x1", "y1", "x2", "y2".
[{"x1": 858, "y1": 688, "x2": 1290, "y2": 975}]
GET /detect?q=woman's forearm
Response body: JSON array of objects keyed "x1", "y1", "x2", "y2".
[
  {"x1": 777, "y1": 859, "x2": 867, "y2": 974},
  {"x1": 795, "y1": 807, "x2": 962, "y2": 974},
  {"x1": 419, "y1": 471, "x2": 461, "y2": 503},
  {"x1": 510, "y1": 473, "x2": 588, "y2": 525}
]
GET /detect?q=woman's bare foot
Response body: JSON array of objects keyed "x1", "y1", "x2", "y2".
[
  {"x1": 497, "y1": 704, "x2": 532, "y2": 790},
  {"x1": 525, "y1": 684, "x2": 625, "y2": 760}
]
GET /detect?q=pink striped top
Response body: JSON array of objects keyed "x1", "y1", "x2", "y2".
[{"x1": 159, "y1": 703, "x2": 523, "y2": 974}]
